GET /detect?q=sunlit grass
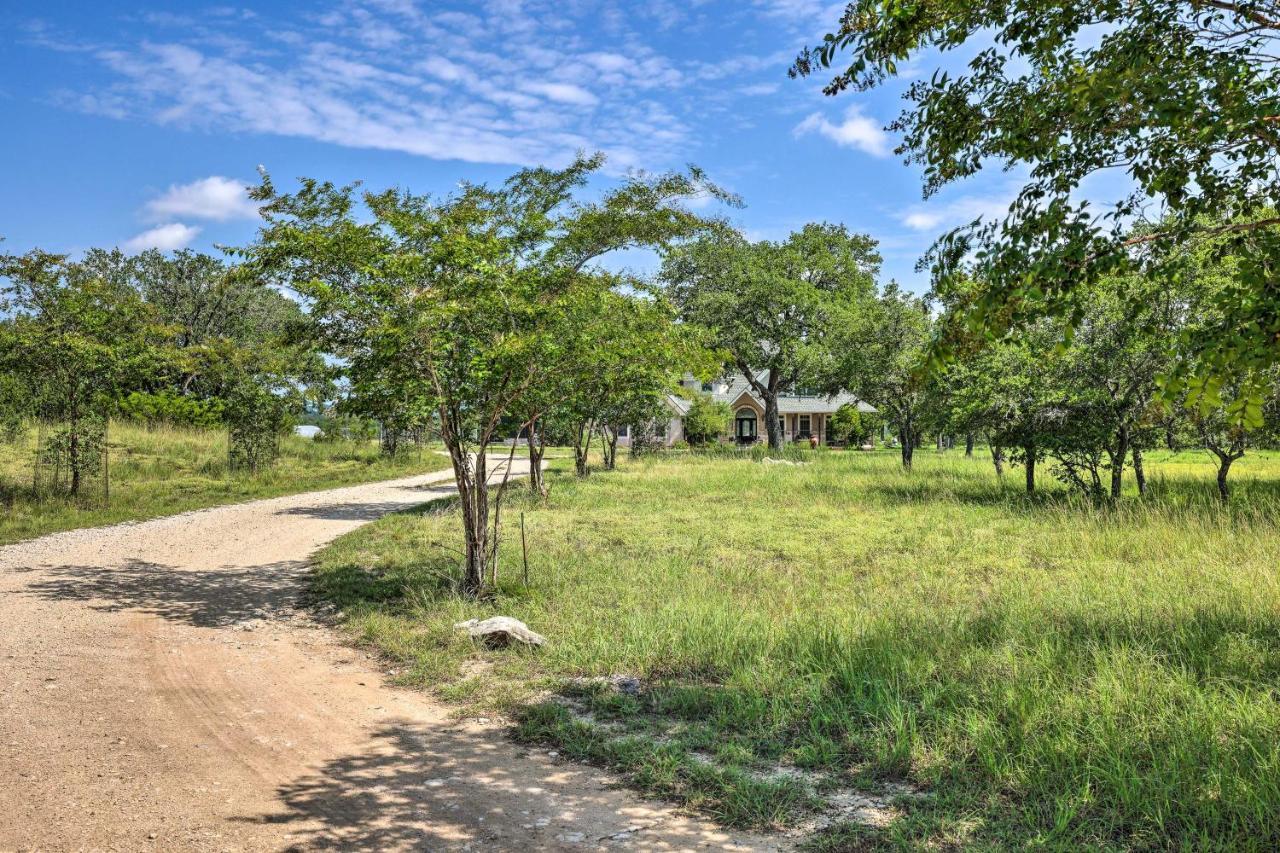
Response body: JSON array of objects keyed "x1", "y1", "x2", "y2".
[
  {"x1": 314, "y1": 447, "x2": 1280, "y2": 848},
  {"x1": 0, "y1": 420, "x2": 451, "y2": 544}
]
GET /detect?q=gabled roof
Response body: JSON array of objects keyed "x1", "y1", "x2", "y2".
[
  {"x1": 663, "y1": 393, "x2": 691, "y2": 416},
  {"x1": 714, "y1": 373, "x2": 875, "y2": 415}
]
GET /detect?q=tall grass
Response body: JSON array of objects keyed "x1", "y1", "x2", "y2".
[
  {"x1": 0, "y1": 420, "x2": 451, "y2": 544},
  {"x1": 313, "y1": 449, "x2": 1280, "y2": 848}
]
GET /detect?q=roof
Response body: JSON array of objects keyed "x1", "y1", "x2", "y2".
[
  {"x1": 714, "y1": 373, "x2": 875, "y2": 415},
  {"x1": 663, "y1": 393, "x2": 691, "y2": 416}
]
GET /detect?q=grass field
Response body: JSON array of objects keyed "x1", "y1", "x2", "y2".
[
  {"x1": 313, "y1": 448, "x2": 1280, "y2": 850},
  {"x1": 0, "y1": 420, "x2": 452, "y2": 545}
]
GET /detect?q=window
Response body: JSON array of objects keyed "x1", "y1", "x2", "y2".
[
  {"x1": 618, "y1": 425, "x2": 629, "y2": 438},
  {"x1": 798, "y1": 415, "x2": 811, "y2": 437}
]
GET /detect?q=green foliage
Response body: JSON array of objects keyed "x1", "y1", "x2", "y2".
[
  {"x1": 826, "y1": 283, "x2": 933, "y2": 467},
  {"x1": 681, "y1": 393, "x2": 731, "y2": 445},
  {"x1": 247, "y1": 153, "x2": 723, "y2": 595},
  {"x1": 662, "y1": 222, "x2": 880, "y2": 449},
  {"x1": 224, "y1": 381, "x2": 294, "y2": 474},
  {"x1": 37, "y1": 416, "x2": 106, "y2": 495},
  {"x1": 0, "y1": 420, "x2": 452, "y2": 544},
  {"x1": 0, "y1": 249, "x2": 173, "y2": 494},
  {"x1": 794, "y1": 0, "x2": 1280, "y2": 413},
  {"x1": 117, "y1": 391, "x2": 225, "y2": 428},
  {"x1": 828, "y1": 403, "x2": 881, "y2": 445}
]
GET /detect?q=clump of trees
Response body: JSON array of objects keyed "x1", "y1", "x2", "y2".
[
  {"x1": 0, "y1": 246, "x2": 321, "y2": 498},
  {"x1": 661, "y1": 222, "x2": 880, "y2": 451},
  {"x1": 246, "y1": 153, "x2": 728, "y2": 596},
  {"x1": 793, "y1": 0, "x2": 1280, "y2": 419}
]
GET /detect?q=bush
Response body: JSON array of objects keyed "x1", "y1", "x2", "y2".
[
  {"x1": 682, "y1": 393, "x2": 731, "y2": 445},
  {"x1": 224, "y1": 382, "x2": 295, "y2": 474},
  {"x1": 117, "y1": 391, "x2": 224, "y2": 428},
  {"x1": 829, "y1": 404, "x2": 884, "y2": 446}
]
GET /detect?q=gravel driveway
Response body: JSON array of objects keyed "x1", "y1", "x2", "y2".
[{"x1": 0, "y1": 461, "x2": 771, "y2": 851}]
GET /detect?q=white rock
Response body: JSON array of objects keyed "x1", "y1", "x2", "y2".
[{"x1": 455, "y1": 616, "x2": 547, "y2": 648}]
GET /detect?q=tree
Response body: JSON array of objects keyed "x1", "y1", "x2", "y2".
[
  {"x1": 681, "y1": 393, "x2": 731, "y2": 445},
  {"x1": 829, "y1": 403, "x2": 882, "y2": 446},
  {"x1": 829, "y1": 283, "x2": 932, "y2": 468},
  {"x1": 0, "y1": 250, "x2": 170, "y2": 495},
  {"x1": 247, "y1": 154, "x2": 720, "y2": 597},
  {"x1": 661, "y1": 223, "x2": 879, "y2": 450},
  {"x1": 554, "y1": 284, "x2": 690, "y2": 476},
  {"x1": 793, "y1": 0, "x2": 1280, "y2": 418}
]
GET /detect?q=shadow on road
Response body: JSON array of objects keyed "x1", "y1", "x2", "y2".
[
  {"x1": 235, "y1": 721, "x2": 751, "y2": 851},
  {"x1": 20, "y1": 558, "x2": 307, "y2": 627}
]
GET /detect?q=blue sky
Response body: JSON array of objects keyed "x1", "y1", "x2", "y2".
[{"x1": 1, "y1": 0, "x2": 1028, "y2": 291}]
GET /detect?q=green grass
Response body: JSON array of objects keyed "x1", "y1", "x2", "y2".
[
  {"x1": 312, "y1": 447, "x2": 1280, "y2": 849},
  {"x1": 0, "y1": 420, "x2": 452, "y2": 544}
]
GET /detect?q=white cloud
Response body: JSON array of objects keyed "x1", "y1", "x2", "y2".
[
  {"x1": 738, "y1": 82, "x2": 779, "y2": 96},
  {"x1": 144, "y1": 176, "x2": 259, "y2": 222},
  {"x1": 65, "y1": 2, "x2": 695, "y2": 170},
  {"x1": 520, "y1": 81, "x2": 598, "y2": 106},
  {"x1": 123, "y1": 222, "x2": 201, "y2": 252},
  {"x1": 898, "y1": 191, "x2": 1018, "y2": 232},
  {"x1": 793, "y1": 105, "x2": 891, "y2": 157}
]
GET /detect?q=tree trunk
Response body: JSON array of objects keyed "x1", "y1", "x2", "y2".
[
  {"x1": 899, "y1": 427, "x2": 914, "y2": 470},
  {"x1": 527, "y1": 420, "x2": 546, "y2": 497},
  {"x1": 1132, "y1": 446, "x2": 1146, "y2": 496},
  {"x1": 452, "y1": 446, "x2": 489, "y2": 598},
  {"x1": 69, "y1": 419, "x2": 81, "y2": 496},
  {"x1": 573, "y1": 420, "x2": 592, "y2": 477},
  {"x1": 1024, "y1": 443, "x2": 1036, "y2": 494},
  {"x1": 1216, "y1": 454, "x2": 1234, "y2": 502},
  {"x1": 1109, "y1": 426, "x2": 1128, "y2": 499},
  {"x1": 990, "y1": 443, "x2": 1005, "y2": 478},
  {"x1": 965, "y1": 432, "x2": 974, "y2": 457},
  {"x1": 763, "y1": 379, "x2": 782, "y2": 450},
  {"x1": 1165, "y1": 425, "x2": 1177, "y2": 451},
  {"x1": 600, "y1": 425, "x2": 618, "y2": 470}
]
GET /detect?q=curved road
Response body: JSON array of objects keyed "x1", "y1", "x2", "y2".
[{"x1": 0, "y1": 462, "x2": 769, "y2": 851}]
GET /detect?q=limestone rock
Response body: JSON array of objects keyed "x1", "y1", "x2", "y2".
[{"x1": 455, "y1": 616, "x2": 546, "y2": 648}]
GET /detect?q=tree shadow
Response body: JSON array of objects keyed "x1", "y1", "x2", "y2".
[
  {"x1": 235, "y1": 720, "x2": 758, "y2": 850},
  {"x1": 19, "y1": 558, "x2": 307, "y2": 627},
  {"x1": 274, "y1": 480, "x2": 465, "y2": 522}
]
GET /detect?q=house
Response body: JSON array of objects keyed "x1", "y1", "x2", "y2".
[{"x1": 619, "y1": 372, "x2": 875, "y2": 447}]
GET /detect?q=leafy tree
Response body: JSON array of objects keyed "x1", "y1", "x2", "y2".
[
  {"x1": 793, "y1": 0, "x2": 1280, "y2": 416},
  {"x1": 0, "y1": 250, "x2": 171, "y2": 495},
  {"x1": 828, "y1": 283, "x2": 932, "y2": 468},
  {"x1": 681, "y1": 393, "x2": 731, "y2": 445},
  {"x1": 247, "y1": 154, "x2": 720, "y2": 597},
  {"x1": 553, "y1": 284, "x2": 691, "y2": 476},
  {"x1": 829, "y1": 403, "x2": 882, "y2": 446},
  {"x1": 224, "y1": 378, "x2": 294, "y2": 474},
  {"x1": 661, "y1": 222, "x2": 880, "y2": 450}
]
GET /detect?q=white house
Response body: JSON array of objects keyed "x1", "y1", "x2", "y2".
[{"x1": 619, "y1": 372, "x2": 875, "y2": 447}]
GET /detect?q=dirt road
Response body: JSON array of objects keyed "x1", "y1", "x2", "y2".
[{"x1": 0, "y1": 462, "x2": 772, "y2": 851}]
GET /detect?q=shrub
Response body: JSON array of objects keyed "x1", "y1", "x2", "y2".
[
  {"x1": 682, "y1": 393, "x2": 731, "y2": 446},
  {"x1": 224, "y1": 382, "x2": 295, "y2": 474},
  {"x1": 117, "y1": 391, "x2": 225, "y2": 428}
]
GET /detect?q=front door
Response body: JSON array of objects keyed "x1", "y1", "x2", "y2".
[{"x1": 734, "y1": 408, "x2": 757, "y2": 443}]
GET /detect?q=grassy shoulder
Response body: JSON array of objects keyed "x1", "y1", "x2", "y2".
[
  {"x1": 312, "y1": 448, "x2": 1280, "y2": 849},
  {"x1": 0, "y1": 420, "x2": 453, "y2": 545}
]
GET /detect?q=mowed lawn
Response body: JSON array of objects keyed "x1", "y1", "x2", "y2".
[
  {"x1": 0, "y1": 421, "x2": 452, "y2": 545},
  {"x1": 314, "y1": 448, "x2": 1280, "y2": 850}
]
